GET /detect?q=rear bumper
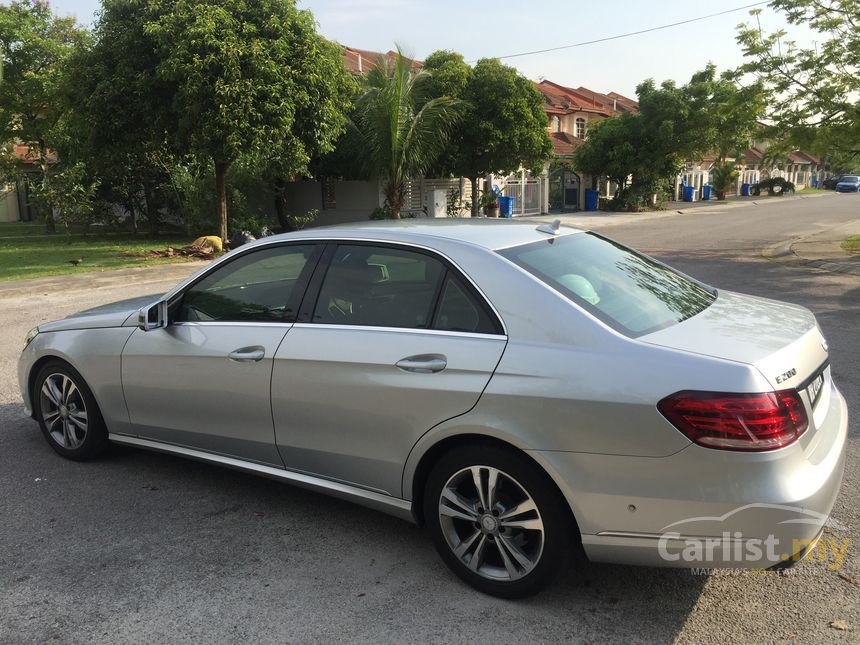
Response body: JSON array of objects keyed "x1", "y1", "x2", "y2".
[{"x1": 531, "y1": 385, "x2": 847, "y2": 569}]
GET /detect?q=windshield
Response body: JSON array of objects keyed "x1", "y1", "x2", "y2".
[
  {"x1": 841, "y1": 176, "x2": 859, "y2": 182},
  {"x1": 498, "y1": 233, "x2": 716, "y2": 337}
]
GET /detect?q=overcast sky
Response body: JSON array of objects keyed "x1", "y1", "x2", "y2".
[{"x1": 49, "y1": 0, "x2": 812, "y2": 98}]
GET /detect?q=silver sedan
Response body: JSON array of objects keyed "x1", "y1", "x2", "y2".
[{"x1": 18, "y1": 220, "x2": 847, "y2": 597}]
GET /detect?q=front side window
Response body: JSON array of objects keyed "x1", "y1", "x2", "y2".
[
  {"x1": 176, "y1": 244, "x2": 317, "y2": 322},
  {"x1": 499, "y1": 233, "x2": 715, "y2": 337}
]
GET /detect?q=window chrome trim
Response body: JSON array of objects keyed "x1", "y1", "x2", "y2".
[
  {"x1": 171, "y1": 321, "x2": 293, "y2": 328},
  {"x1": 162, "y1": 236, "x2": 508, "y2": 336},
  {"x1": 290, "y1": 322, "x2": 507, "y2": 341}
]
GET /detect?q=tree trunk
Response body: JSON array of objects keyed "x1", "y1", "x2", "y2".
[
  {"x1": 384, "y1": 180, "x2": 402, "y2": 219},
  {"x1": 143, "y1": 182, "x2": 159, "y2": 236},
  {"x1": 471, "y1": 176, "x2": 480, "y2": 217},
  {"x1": 214, "y1": 159, "x2": 231, "y2": 242},
  {"x1": 274, "y1": 177, "x2": 294, "y2": 231}
]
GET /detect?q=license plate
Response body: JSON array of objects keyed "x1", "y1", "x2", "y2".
[{"x1": 807, "y1": 373, "x2": 825, "y2": 407}]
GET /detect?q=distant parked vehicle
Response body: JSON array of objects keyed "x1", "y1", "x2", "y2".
[
  {"x1": 835, "y1": 175, "x2": 860, "y2": 193},
  {"x1": 822, "y1": 176, "x2": 843, "y2": 190}
]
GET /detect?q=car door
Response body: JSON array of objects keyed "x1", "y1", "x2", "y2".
[
  {"x1": 122, "y1": 243, "x2": 321, "y2": 466},
  {"x1": 271, "y1": 242, "x2": 507, "y2": 496}
]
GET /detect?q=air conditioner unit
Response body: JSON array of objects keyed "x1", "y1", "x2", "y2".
[{"x1": 423, "y1": 189, "x2": 447, "y2": 218}]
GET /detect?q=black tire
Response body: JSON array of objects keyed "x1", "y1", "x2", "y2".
[
  {"x1": 424, "y1": 442, "x2": 576, "y2": 598},
  {"x1": 33, "y1": 360, "x2": 109, "y2": 461}
]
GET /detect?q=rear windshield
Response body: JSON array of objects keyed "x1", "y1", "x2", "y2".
[{"x1": 498, "y1": 233, "x2": 716, "y2": 337}]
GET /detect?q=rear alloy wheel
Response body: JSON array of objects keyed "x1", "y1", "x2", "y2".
[
  {"x1": 425, "y1": 444, "x2": 574, "y2": 598},
  {"x1": 34, "y1": 361, "x2": 108, "y2": 461}
]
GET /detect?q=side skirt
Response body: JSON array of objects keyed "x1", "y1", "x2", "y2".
[{"x1": 108, "y1": 434, "x2": 415, "y2": 523}]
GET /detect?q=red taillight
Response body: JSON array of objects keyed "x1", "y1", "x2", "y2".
[{"x1": 657, "y1": 390, "x2": 809, "y2": 451}]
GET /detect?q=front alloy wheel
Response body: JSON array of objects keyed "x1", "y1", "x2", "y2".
[
  {"x1": 34, "y1": 361, "x2": 108, "y2": 461},
  {"x1": 40, "y1": 372, "x2": 89, "y2": 450},
  {"x1": 425, "y1": 444, "x2": 576, "y2": 598}
]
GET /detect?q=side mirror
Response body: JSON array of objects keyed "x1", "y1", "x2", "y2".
[{"x1": 138, "y1": 300, "x2": 167, "y2": 331}]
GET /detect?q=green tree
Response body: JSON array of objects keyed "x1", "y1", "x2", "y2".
[
  {"x1": 736, "y1": 1, "x2": 860, "y2": 159},
  {"x1": 348, "y1": 49, "x2": 461, "y2": 219},
  {"x1": 0, "y1": 0, "x2": 90, "y2": 232},
  {"x1": 57, "y1": 0, "x2": 177, "y2": 235},
  {"x1": 572, "y1": 115, "x2": 638, "y2": 192},
  {"x1": 455, "y1": 59, "x2": 552, "y2": 216},
  {"x1": 144, "y1": 0, "x2": 353, "y2": 241},
  {"x1": 710, "y1": 160, "x2": 739, "y2": 200}
]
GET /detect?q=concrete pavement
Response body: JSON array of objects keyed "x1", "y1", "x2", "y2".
[{"x1": 762, "y1": 216, "x2": 860, "y2": 276}]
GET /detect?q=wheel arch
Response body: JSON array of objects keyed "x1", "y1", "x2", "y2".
[{"x1": 406, "y1": 432, "x2": 580, "y2": 535}]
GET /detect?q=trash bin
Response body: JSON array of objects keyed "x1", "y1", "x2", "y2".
[
  {"x1": 683, "y1": 185, "x2": 696, "y2": 202},
  {"x1": 585, "y1": 189, "x2": 599, "y2": 211},
  {"x1": 498, "y1": 195, "x2": 514, "y2": 218},
  {"x1": 741, "y1": 183, "x2": 751, "y2": 196},
  {"x1": 811, "y1": 178, "x2": 819, "y2": 188},
  {"x1": 701, "y1": 185, "x2": 712, "y2": 200}
]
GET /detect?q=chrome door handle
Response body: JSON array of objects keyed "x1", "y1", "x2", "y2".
[
  {"x1": 228, "y1": 346, "x2": 265, "y2": 363},
  {"x1": 395, "y1": 354, "x2": 447, "y2": 373}
]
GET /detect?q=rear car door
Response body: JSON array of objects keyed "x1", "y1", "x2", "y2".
[
  {"x1": 271, "y1": 242, "x2": 507, "y2": 495},
  {"x1": 122, "y1": 243, "x2": 321, "y2": 466}
]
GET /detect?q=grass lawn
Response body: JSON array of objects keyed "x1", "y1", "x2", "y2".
[
  {"x1": 797, "y1": 187, "x2": 828, "y2": 194},
  {"x1": 842, "y1": 234, "x2": 860, "y2": 255},
  {"x1": 0, "y1": 221, "x2": 197, "y2": 282}
]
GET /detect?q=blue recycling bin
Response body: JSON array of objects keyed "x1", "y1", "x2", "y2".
[
  {"x1": 683, "y1": 185, "x2": 696, "y2": 202},
  {"x1": 741, "y1": 183, "x2": 751, "y2": 196},
  {"x1": 585, "y1": 189, "x2": 599, "y2": 211},
  {"x1": 811, "y1": 178, "x2": 819, "y2": 188},
  {"x1": 498, "y1": 195, "x2": 514, "y2": 218},
  {"x1": 701, "y1": 185, "x2": 712, "y2": 200}
]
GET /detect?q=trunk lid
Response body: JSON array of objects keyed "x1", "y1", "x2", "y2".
[{"x1": 640, "y1": 290, "x2": 828, "y2": 391}]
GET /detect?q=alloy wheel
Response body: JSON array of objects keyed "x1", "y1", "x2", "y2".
[
  {"x1": 438, "y1": 465, "x2": 545, "y2": 581},
  {"x1": 40, "y1": 372, "x2": 88, "y2": 450}
]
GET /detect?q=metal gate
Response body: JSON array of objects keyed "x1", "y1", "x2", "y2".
[{"x1": 502, "y1": 173, "x2": 542, "y2": 216}]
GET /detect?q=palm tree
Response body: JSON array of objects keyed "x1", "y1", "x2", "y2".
[
  {"x1": 711, "y1": 161, "x2": 739, "y2": 200},
  {"x1": 350, "y1": 48, "x2": 461, "y2": 219}
]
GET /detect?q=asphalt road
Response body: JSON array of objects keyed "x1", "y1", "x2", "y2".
[{"x1": 1, "y1": 194, "x2": 858, "y2": 644}]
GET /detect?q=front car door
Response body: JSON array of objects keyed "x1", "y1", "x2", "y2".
[
  {"x1": 271, "y1": 242, "x2": 507, "y2": 496},
  {"x1": 122, "y1": 243, "x2": 321, "y2": 466}
]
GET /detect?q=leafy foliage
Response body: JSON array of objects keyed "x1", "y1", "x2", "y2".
[
  {"x1": 736, "y1": 1, "x2": 860, "y2": 160},
  {"x1": 143, "y1": 0, "x2": 353, "y2": 239},
  {"x1": 574, "y1": 65, "x2": 765, "y2": 209},
  {"x1": 0, "y1": 0, "x2": 90, "y2": 231},
  {"x1": 348, "y1": 48, "x2": 461, "y2": 219},
  {"x1": 711, "y1": 161, "x2": 739, "y2": 200}
]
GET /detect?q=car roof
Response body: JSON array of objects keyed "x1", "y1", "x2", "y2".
[{"x1": 255, "y1": 218, "x2": 585, "y2": 252}]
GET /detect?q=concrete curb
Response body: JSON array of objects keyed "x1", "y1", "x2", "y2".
[{"x1": 761, "y1": 227, "x2": 860, "y2": 277}]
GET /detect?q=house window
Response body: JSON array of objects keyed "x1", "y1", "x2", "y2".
[
  {"x1": 551, "y1": 116, "x2": 560, "y2": 132},
  {"x1": 575, "y1": 117, "x2": 587, "y2": 139}
]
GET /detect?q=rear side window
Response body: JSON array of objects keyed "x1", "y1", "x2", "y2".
[
  {"x1": 498, "y1": 233, "x2": 715, "y2": 337},
  {"x1": 310, "y1": 243, "x2": 503, "y2": 334},
  {"x1": 312, "y1": 245, "x2": 444, "y2": 329},
  {"x1": 433, "y1": 274, "x2": 500, "y2": 334}
]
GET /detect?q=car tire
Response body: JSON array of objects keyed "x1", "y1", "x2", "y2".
[
  {"x1": 424, "y1": 442, "x2": 576, "y2": 598},
  {"x1": 33, "y1": 360, "x2": 109, "y2": 461}
]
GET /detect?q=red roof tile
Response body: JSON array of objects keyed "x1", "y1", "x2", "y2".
[
  {"x1": 342, "y1": 46, "x2": 422, "y2": 74},
  {"x1": 550, "y1": 131, "x2": 584, "y2": 156}
]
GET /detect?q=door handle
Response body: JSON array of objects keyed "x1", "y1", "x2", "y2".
[
  {"x1": 395, "y1": 354, "x2": 447, "y2": 374},
  {"x1": 228, "y1": 346, "x2": 266, "y2": 363}
]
